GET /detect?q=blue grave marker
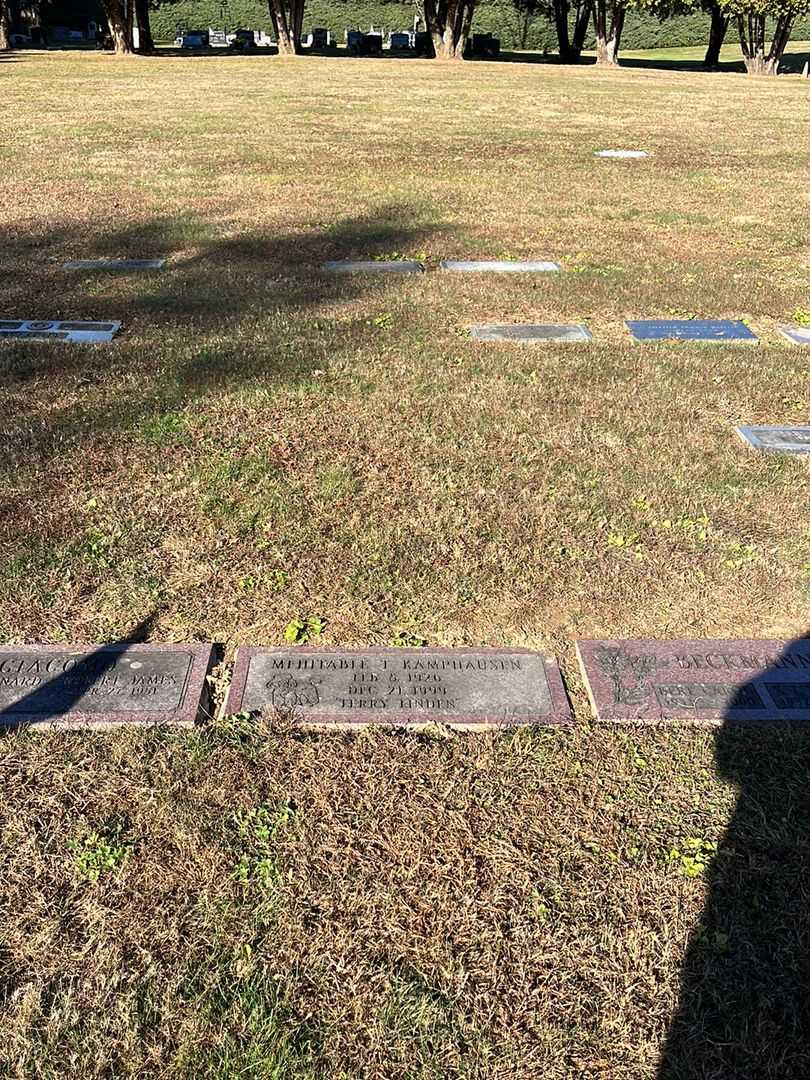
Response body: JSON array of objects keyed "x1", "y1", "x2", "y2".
[{"x1": 626, "y1": 319, "x2": 758, "y2": 343}]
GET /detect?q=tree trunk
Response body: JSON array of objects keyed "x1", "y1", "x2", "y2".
[
  {"x1": 593, "y1": 0, "x2": 624, "y2": 65},
  {"x1": 103, "y1": 0, "x2": 134, "y2": 54},
  {"x1": 703, "y1": 3, "x2": 728, "y2": 68},
  {"x1": 134, "y1": 0, "x2": 154, "y2": 52},
  {"x1": 570, "y1": 1, "x2": 592, "y2": 59},
  {"x1": 737, "y1": 11, "x2": 792, "y2": 75},
  {"x1": 552, "y1": 0, "x2": 572, "y2": 60},
  {"x1": 268, "y1": 0, "x2": 303, "y2": 53},
  {"x1": 424, "y1": 0, "x2": 475, "y2": 59},
  {"x1": 0, "y1": 1, "x2": 10, "y2": 51}
]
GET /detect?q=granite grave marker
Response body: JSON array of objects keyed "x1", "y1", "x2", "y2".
[
  {"x1": 736, "y1": 426, "x2": 810, "y2": 454},
  {"x1": 226, "y1": 647, "x2": 572, "y2": 728},
  {"x1": 322, "y1": 260, "x2": 423, "y2": 274},
  {"x1": 595, "y1": 150, "x2": 649, "y2": 158},
  {"x1": 626, "y1": 319, "x2": 757, "y2": 343},
  {"x1": 440, "y1": 260, "x2": 561, "y2": 273},
  {"x1": 470, "y1": 324, "x2": 592, "y2": 343},
  {"x1": 0, "y1": 320, "x2": 121, "y2": 343},
  {"x1": 0, "y1": 643, "x2": 214, "y2": 729},
  {"x1": 577, "y1": 638, "x2": 810, "y2": 723},
  {"x1": 780, "y1": 326, "x2": 810, "y2": 346},
  {"x1": 63, "y1": 258, "x2": 166, "y2": 271}
]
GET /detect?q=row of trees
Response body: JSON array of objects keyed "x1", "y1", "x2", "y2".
[{"x1": 0, "y1": 0, "x2": 805, "y2": 74}]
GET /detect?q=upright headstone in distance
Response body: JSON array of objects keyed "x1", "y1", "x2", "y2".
[
  {"x1": 736, "y1": 426, "x2": 810, "y2": 454},
  {"x1": 577, "y1": 638, "x2": 810, "y2": 723},
  {"x1": 626, "y1": 319, "x2": 758, "y2": 343},
  {"x1": 469, "y1": 324, "x2": 592, "y2": 343},
  {"x1": 226, "y1": 647, "x2": 572, "y2": 728},
  {"x1": 0, "y1": 643, "x2": 215, "y2": 729}
]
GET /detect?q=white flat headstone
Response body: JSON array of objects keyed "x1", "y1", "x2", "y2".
[
  {"x1": 63, "y1": 258, "x2": 166, "y2": 271},
  {"x1": 322, "y1": 260, "x2": 423, "y2": 274},
  {"x1": 0, "y1": 319, "x2": 121, "y2": 343},
  {"x1": 736, "y1": 426, "x2": 810, "y2": 455},
  {"x1": 440, "y1": 260, "x2": 561, "y2": 273},
  {"x1": 595, "y1": 149, "x2": 649, "y2": 159},
  {"x1": 779, "y1": 326, "x2": 810, "y2": 346},
  {"x1": 470, "y1": 324, "x2": 592, "y2": 344}
]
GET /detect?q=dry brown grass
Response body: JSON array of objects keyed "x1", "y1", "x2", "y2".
[{"x1": 2, "y1": 49, "x2": 810, "y2": 1078}]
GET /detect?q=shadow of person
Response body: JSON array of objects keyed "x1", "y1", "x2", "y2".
[
  {"x1": 657, "y1": 634, "x2": 810, "y2": 1079},
  {"x1": 0, "y1": 612, "x2": 159, "y2": 731}
]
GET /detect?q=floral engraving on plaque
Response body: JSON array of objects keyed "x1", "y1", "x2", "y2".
[
  {"x1": 265, "y1": 674, "x2": 321, "y2": 709},
  {"x1": 593, "y1": 646, "x2": 662, "y2": 710}
]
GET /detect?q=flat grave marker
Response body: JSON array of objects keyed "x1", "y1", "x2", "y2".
[
  {"x1": 440, "y1": 260, "x2": 561, "y2": 273},
  {"x1": 63, "y1": 258, "x2": 167, "y2": 271},
  {"x1": 0, "y1": 319, "x2": 121, "y2": 343},
  {"x1": 780, "y1": 325, "x2": 810, "y2": 346},
  {"x1": 577, "y1": 638, "x2": 810, "y2": 723},
  {"x1": 322, "y1": 260, "x2": 423, "y2": 274},
  {"x1": 736, "y1": 426, "x2": 810, "y2": 455},
  {"x1": 226, "y1": 647, "x2": 572, "y2": 728},
  {"x1": 470, "y1": 323, "x2": 592, "y2": 344},
  {"x1": 626, "y1": 319, "x2": 758, "y2": 344},
  {"x1": 595, "y1": 149, "x2": 649, "y2": 159},
  {"x1": 0, "y1": 643, "x2": 214, "y2": 729}
]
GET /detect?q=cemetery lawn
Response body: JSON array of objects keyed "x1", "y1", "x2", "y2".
[{"x1": 2, "y1": 49, "x2": 810, "y2": 1079}]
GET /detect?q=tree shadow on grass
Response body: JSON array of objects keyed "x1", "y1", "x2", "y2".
[
  {"x1": 0, "y1": 204, "x2": 438, "y2": 425},
  {"x1": 658, "y1": 635, "x2": 810, "y2": 1079},
  {"x1": 0, "y1": 204, "x2": 444, "y2": 555},
  {"x1": 621, "y1": 46, "x2": 810, "y2": 74}
]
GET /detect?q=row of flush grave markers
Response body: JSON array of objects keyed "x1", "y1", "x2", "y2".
[
  {"x1": 0, "y1": 149, "x2": 671, "y2": 344},
  {"x1": 2, "y1": 639, "x2": 810, "y2": 731},
  {"x1": 4, "y1": 258, "x2": 810, "y2": 456}
]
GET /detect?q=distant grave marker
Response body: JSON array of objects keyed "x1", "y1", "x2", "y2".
[
  {"x1": 626, "y1": 319, "x2": 757, "y2": 343},
  {"x1": 595, "y1": 150, "x2": 649, "y2": 159},
  {"x1": 63, "y1": 258, "x2": 166, "y2": 271},
  {"x1": 0, "y1": 319, "x2": 121, "y2": 343},
  {"x1": 736, "y1": 426, "x2": 810, "y2": 454},
  {"x1": 440, "y1": 260, "x2": 561, "y2": 273},
  {"x1": 470, "y1": 323, "x2": 592, "y2": 343},
  {"x1": 0, "y1": 644, "x2": 214, "y2": 729},
  {"x1": 577, "y1": 639, "x2": 810, "y2": 723},
  {"x1": 779, "y1": 325, "x2": 810, "y2": 346},
  {"x1": 322, "y1": 260, "x2": 423, "y2": 274},
  {"x1": 226, "y1": 647, "x2": 572, "y2": 728}
]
